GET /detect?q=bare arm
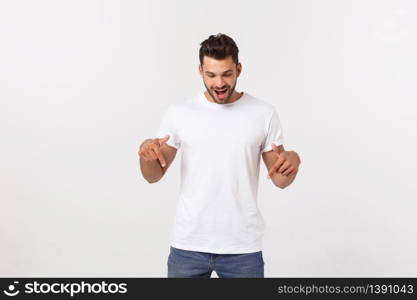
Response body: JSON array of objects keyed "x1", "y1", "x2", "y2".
[
  {"x1": 262, "y1": 144, "x2": 301, "y2": 189},
  {"x1": 138, "y1": 136, "x2": 177, "y2": 183}
]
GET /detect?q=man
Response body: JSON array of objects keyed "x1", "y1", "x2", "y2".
[{"x1": 138, "y1": 33, "x2": 301, "y2": 278}]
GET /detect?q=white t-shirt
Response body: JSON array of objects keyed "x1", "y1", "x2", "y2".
[{"x1": 155, "y1": 92, "x2": 284, "y2": 254}]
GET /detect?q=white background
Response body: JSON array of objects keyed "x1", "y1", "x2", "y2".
[{"x1": 1, "y1": 0, "x2": 416, "y2": 277}]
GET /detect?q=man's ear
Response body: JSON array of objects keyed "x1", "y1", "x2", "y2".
[
  {"x1": 198, "y1": 64, "x2": 203, "y2": 76},
  {"x1": 236, "y1": 63, "x2": 242, "y2": 77}
]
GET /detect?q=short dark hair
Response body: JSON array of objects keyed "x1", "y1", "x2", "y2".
[{"x1": 199, "y1": 33, "x2": 239, "y2": 65}]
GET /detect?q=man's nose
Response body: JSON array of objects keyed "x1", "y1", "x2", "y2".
[{"x1": 214, "y1": 77, "x2": 226, "y2": 88}]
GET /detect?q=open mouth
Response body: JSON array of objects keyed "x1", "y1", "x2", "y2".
[{"x1": 214, "y1": 88, "x2": 228, "y2": 98}]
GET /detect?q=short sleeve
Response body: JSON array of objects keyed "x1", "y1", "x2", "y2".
[
  {"x1": 155, "y1": 105, "x2": 181, "y2": 149},
  {"x1": 261, "y1": 108, "x2": 284, "y2": 152}
]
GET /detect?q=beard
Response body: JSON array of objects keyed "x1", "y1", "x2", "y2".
[{"x1": 203, "y1": 80, "x2": 237, "y2": 104}]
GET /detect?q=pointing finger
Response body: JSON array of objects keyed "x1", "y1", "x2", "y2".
[
  {"x1": 271, "y1": 143, "x2": 280, "y2": 154},
  {"x1": 158, "y1": 135, "x2": 170, "y2": 146},
  {"x1": 152, "y1": 146, "x2": 166, "y2": 167}
]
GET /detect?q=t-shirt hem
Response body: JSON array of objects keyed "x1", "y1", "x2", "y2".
[{"x1": 170, "y1": 242, "x2": 263, "y2": 254}]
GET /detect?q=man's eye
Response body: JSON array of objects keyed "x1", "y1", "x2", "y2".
[{"x1": 207, "y1": 73, "x2": 232, "y2": 78}]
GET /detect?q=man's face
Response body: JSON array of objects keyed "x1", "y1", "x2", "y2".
[{"x1": 199, "y1": 56, "x2": 242, "y2": 104}]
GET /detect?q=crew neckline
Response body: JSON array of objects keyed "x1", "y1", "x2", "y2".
[{"x1": 199, "y1": 91, "x2": 248, "y2": 108}]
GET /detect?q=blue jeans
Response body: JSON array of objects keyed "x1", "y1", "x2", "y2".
[{"x1": 167, "y1": 246, "x2": 265, "y2": 278}]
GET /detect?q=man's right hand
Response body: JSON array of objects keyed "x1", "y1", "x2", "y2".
[{"x1": 138, "y1": 135, "x2": 170, "y2": 167}]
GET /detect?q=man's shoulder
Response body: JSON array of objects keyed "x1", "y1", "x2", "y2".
[
  {"x1": 244, "y1": 93, "x2": 277, "y2": 114},
  {"x1": 163, "y1": 94, "x2": 199, "y2": 113}
]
